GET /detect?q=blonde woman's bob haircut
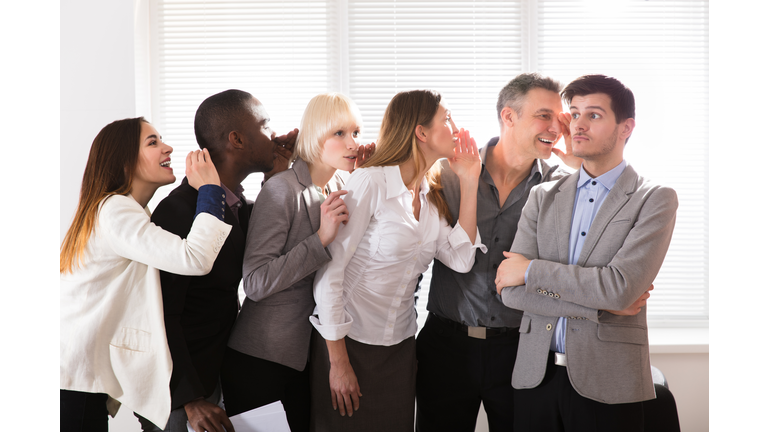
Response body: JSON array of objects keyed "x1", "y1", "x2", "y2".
[{"x1": 293, "y1": 93, "x2": 363, "y2": 165}]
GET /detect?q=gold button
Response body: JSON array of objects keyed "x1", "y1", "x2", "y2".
[{"x1": 546, "y1": 323, "x2": 553, "y2": 331}]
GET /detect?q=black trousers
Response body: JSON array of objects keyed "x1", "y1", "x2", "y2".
[
  {"x1": 220, "y1": 347, "x2": 311, "y2": 432},
  {"x1": 415, "y1": 313, "x2": 520, "y2": 432},
  {"x1": 60, "y1": 389, "x2": 109, "y2": 432},
  {"x1": 513, "y1": 351, "x2": 644, "y2": 432}
]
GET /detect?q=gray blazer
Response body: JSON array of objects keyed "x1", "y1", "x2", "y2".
[
  {"x1": 227, "y1": 158, "x2": 343, "y2": 371},
  {"x1": 501, "y1": 164, "x2": 678, "y2": 404}
]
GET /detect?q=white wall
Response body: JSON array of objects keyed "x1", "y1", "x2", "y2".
[
  {"x1": 60, "y1": 0, "x2": 137, "y2": 241},
  {"x1": 59, "y1": 2, "x2": 729, "y2": 432}
]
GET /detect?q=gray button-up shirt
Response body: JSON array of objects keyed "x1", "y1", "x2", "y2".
[{"x1": 426, "y1": 137, "x2": 569, "y2": 328}]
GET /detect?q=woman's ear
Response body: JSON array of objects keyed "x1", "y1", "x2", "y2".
[{"x1": 415, "y1": 124, "x2": 428, "y2": 143}]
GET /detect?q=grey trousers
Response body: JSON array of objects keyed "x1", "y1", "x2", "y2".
[{"x1": 134, "y1": 383, "x2": 222, "y2": 432}]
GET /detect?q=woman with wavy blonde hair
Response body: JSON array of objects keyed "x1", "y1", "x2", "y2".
[{"x1": 310, "y1": 89, "x2": 487, "y2": 431}]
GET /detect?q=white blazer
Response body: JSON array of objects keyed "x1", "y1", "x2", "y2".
[{"x1": 60, "y1": 194, "x2": 231, "y2": 428}]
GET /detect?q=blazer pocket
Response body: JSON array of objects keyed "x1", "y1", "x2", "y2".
[
  {"x1": 519, "y1": 315, "x2": 531, "y2": 334},
  {"x1": 608, "y1": 218, "x2": 632, "y2": 225},
  {"x1": 110, "y1": 327, "x2": 151, "y2": 352},
  {"x1": 597, "y1": 324, "x2": 647, "y2": 345}
]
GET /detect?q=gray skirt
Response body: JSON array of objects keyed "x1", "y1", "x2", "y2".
[{"x1": 309, "y1": 329, "x2": 417, "y2": 432}]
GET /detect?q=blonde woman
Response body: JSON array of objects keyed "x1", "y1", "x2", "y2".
[
  {"x1": 310, "y1": 89, "x2": 486, "y2": 431},
  {"x1": 60, "y1": 118, "x2": 230, "y2": 431},
  {"x1": 221, "y1": 93, "x2": 372, "y2": 431}
]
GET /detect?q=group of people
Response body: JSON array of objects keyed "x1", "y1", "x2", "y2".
[{"x1": 60, "y1": 72, "x2": 678, "y2": 432}]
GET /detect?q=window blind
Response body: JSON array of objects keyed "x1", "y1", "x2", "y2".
[
  {"x1": 149, "y1": 0, "x2": 708, "y2": 326},
  {"x1": 534, "y1": 0, "x2": 709, "y2": 323},
  {"x1": 149, "y1": 0, "x2": 338, "y2": 208},
  {"x1": 347, "y1": 0, "x2": 523, "y2": 147}
]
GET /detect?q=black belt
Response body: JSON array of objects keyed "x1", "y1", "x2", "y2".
[{"x1": 429, "y1": 313, "x2": 516, "y2": 339}]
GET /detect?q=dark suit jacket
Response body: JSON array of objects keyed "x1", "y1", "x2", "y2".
[{"x1": 151, "y1": 177, "x2": 250, "y2": 410}]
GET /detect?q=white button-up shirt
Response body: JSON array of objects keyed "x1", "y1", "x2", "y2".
[{"x1": 311, "y1": 165, "x2": 487, "y2": 346}]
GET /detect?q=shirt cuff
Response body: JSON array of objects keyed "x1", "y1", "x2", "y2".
[
  {"x1": 309, "y1": 310, "x2": 354, "y2": 341},
  {"x1": 195, "y1": 184, "x2": 227, "y2": 221},
  {"x1": 448, "y1": 220, "x2": 488, "y2": 254},
  {"x1": 524, "y1": 260, "x2": 533, "y2": 284}
]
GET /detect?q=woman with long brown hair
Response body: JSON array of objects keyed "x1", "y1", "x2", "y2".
[
  {"x1": 60, "y1": 117, "x2": 231, "y2": 432},
  {"x1": 309, "y1": 89, "x2": 486, "y2": 431}
]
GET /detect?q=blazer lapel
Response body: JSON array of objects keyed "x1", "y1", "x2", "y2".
[
  {"x1": 294, "y1": 158, "x2": 322, "y2": 233},
  {"x1": 554, "y1": 175, "x2": 579, "y2": 265},
  {"x1": 576, "y1": 165, "x2": 637, "y2": 266}
]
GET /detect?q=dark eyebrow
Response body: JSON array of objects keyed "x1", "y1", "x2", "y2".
[
  {"x1": 570, "y1": 105, "x2": 606, "y2": 113},
  {"x1": 144, "y1": 134, "x2": 159, "y2": 141}
]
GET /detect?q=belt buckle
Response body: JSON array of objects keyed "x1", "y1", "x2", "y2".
[
  {"x1": 468, "y1": 326, "x2": 486, "y2": 339},
  {"x1": 554, "y1": 352, "x2": 567, "y2": 367}
]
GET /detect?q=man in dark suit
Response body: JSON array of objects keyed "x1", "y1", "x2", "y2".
[{"x1": 136, "y1": 89, "x2": 297, "y2": 432}]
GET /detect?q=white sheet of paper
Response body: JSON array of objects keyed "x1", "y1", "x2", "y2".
[{"x1": 186, "y1": 401, "x2": 291, "y2": 432}]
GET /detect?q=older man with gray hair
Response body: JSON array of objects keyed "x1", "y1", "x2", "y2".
[{"x1": 415, "y1": 73, "x2": 575, "y2": 431}]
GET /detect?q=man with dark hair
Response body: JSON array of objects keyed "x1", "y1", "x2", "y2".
[
  {"x1": 136, "y1": 89, "x2": 297, "y2": 432},
  {"x1": 415, "y1": 72, "x2": 577, "y2": 431},
  {"x1": 495, "y1": 74, "x2": 677, "y2": 431}
]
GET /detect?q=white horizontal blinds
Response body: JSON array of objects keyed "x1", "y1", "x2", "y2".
[
  {"x1": 535, "y1": 0, "x2": 709, "y2": 323},
  {"x1": 347, "y1": 0, "x2": 523, "y2": 147},
  {"x1": 150, "y1": 0, "x2": 336, "y2": 207},
  {"x1": 148, "y1": 0, "x2": 708, "y2": 326}
]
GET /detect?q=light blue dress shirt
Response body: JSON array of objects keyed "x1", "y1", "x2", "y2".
[{"x1": 524, "y1": 160, "x2": 627, "y2": 353}]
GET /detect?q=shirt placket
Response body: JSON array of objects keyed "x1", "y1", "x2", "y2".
[{"x1": 384, "y1": 196, "x2": 424, "y2": 343}]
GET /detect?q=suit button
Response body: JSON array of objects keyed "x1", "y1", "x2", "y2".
[{"x1": 546, "y1": 324, "x2": 553, "y2": 331}]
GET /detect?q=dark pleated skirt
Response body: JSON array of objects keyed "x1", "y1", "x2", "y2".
[{"x1": 309, "y1": 329, "x2": 417, "y2": 432}]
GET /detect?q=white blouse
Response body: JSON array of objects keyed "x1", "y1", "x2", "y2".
[
  {"x1": 311, "y1": 165, "x2": 486, "y2": 346},
  {"x1": 60, "y1": 194, "x2": 230, "y2": 428}
]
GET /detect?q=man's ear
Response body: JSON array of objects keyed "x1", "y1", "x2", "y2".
[
  {"x1": 619, "y1": 118, "x2": 635, "y2": 142},
  {"x1": 228, "y1": 130, "x2": 244, "y2": 149},
  {"x1": 501, "y1": 106, "x2": 517, "y2": 129},
  {"x1": 414, "y1": 124, "x2": 428, "y2": 143}
]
